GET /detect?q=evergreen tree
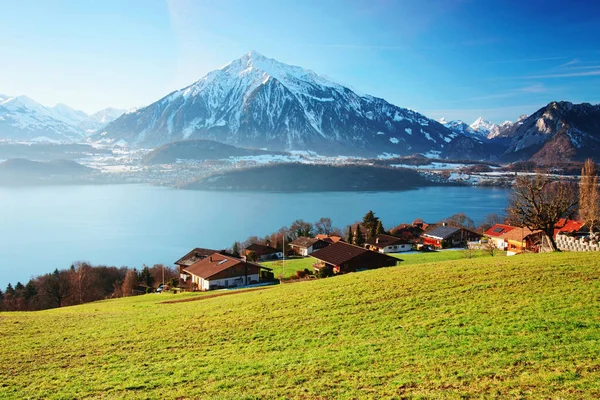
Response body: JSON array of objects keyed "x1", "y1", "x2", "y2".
[
  {"x1": 376, "y1": 220, "x2": 385, "y2": 235},
  {"x1": 362, "y1": 210, "x2": 380, "y2": 239},
  {"x1": 346, "y1": 225, "x2": 353, "y2": 243},
  {"x1": 5, "y1": 283, "x2": 15, "y2": 296},
  {"x1": 138, "y1": 266, "x2": 155, "y2": 287},
  {"x1": 354, "y1": 224, "x2": 365, "y2": 246},
  {"x1": 24, "y1": 280, "x2": 37, "y2": 301},
  {"x1": 232, "y1": 242, "x2": 240, "y2": 257}
]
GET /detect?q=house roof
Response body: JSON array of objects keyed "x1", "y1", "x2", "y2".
[
  {"x1": 554, "y1": 218, "x2": 585, "y2": 236},
  {"x1": 503, "y1": 227, "x2": 542, "y2": 242},
  {"x1": 365, "y1": 234, "x2": 411, "y2": 248},
  {"x1": 422, "y1": 225, "x2": 461, "y2": 240},
  {"x1": 310, "y1": 241, "x2": 398, "y2": 266},
  {"x1": 175, "y1": 247, "x2": 220, "y2": 266},
  {"x1": 183, "y1": 253, "x2": 271, "y2": 280},
  {"x1": 484, "y1": 224, "x2": 518, "y2": 238},
  {"x1": 289, "y1": 237, "x2": 321, "y2": 248},
  {"x1": 245, "y1": 243, "x2": 279, "y2": 255},
  {"x1": 315, "y1": 234, "x2": 343, "y2": 243}
]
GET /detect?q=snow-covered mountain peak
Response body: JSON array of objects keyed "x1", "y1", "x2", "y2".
[
  {"x1": 96, "y1": 51, "x2": 464, "y2": 154},
  {"x1": 469, "y1": 117, "x2": 496, "y2": 136},
  {"x1": 182, "y1": 51, "x2": 346, "y2": 103}
]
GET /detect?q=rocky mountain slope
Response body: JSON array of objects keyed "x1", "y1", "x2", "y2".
[
  {"x1": 96, "y1": 51, "x2": 470, "y2": 157},
  {"x1": 503, "y1": 102, "x2": 600, "y2": 163},
  {"x1": 487, "y1": 115, "x2": 527, "y2": 140}
]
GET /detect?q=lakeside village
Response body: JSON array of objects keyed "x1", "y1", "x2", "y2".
[
  {"x1": 1, "y1": 210, "x2": 599, "y2": 312},
  {"x1": 172, "y1": 215, "x2": 598, "y2": 293}
]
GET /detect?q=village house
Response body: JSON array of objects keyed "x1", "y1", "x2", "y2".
[
  {"x1": 288, "y1": 237, "x2": 330, "y2": 256},
  {"x1": 504, "y1": 228, "x2": 543, "y2": 256},
  {"x1": 421, "y1": 225, "x2": 482, "y2": 249},
  {"x1": 365, "y1": 234, "x2": 413, "y2": 253},
  {"x1": 183, "y1": 252, "x2": 274, "y2": 291},
  {"x1": 310, "y1": 241, "x2": 400, "y2": 275},
  {"x1": 244, "y1": 243, "x2": 282, "y2": 261},
  {"x1": 484, "y1": 224, "x2": 519, "y2": 250},
  {"x1": 175, "y1": 247, "x2": 220, "y2": 282}
]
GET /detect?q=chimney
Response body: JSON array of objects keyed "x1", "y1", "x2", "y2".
[
  {"x1": 376, "y1": 238, "x2": 379, "y2": 244},
  {"x1": 443, "y1": 222, "x2": 447, "y2": 227},
  {"x1": 209, "y1": 256, "x2": 212, "y2": 262}
]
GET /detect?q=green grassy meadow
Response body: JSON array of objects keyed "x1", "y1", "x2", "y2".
[
  {"x1": 261, "y1": 249, "x2": 506, "y2": 277},
  {"x1": 1, "y1": 252, "x2": 599, "y2": 399}
]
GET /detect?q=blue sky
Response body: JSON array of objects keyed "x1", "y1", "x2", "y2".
[{"x1": 1, "y1": 0, "x2": 599, "y2": 123}]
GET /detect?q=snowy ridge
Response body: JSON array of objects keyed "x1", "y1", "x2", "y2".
[
  {"x1": 469, "y1": 117, "x2": 496, "y2": 137},
  {"x1": 0, "y1": 94, "x2": 125, "y2": 141}
]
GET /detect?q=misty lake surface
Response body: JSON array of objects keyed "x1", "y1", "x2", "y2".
[{"x1": 0, "y1": 184, "x2": 509, "y2": 287}]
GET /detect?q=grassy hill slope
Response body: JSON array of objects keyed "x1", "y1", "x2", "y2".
[{"x1": 1, "y1": 252, "x2": 599, "y2": 399}]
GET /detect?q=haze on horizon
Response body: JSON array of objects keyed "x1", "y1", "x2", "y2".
[{"x1": 1, "y1": 0, "x2": 599, "y2": 124}]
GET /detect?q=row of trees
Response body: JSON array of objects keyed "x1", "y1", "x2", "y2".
[
  {"x1": 233, "y1": 217, "x2": 344, "y2": 254},
  {"x1": 0, "y1": 263, "x2": 177, "y2": 312}
]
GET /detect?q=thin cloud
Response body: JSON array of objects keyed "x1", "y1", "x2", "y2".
[
  {"x1": 563, "y1": 64, "x2": 600, "y2": 70},
  {"x1": 519, "y1": 70, "x2": 600, "y2": 79},
  {"x1": 559, "y1": 59, "x2": 579, "y2": 68},
  {"x1": 486, "y1": 56, "x2": 567, "y2": 64}
]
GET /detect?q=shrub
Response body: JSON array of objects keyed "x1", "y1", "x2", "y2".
[
  {"x1": 318, "y1": 265, "x2": 334, "y2": 278},
  {"x1": 295, "y1": 270, "x2": 307, "y2": 279}
]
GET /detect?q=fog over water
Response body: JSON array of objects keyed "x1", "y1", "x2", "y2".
[{"x1": 0, "y1": 184, "x2": 509, "y2": 287}]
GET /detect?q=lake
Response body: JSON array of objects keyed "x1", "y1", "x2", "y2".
[{"x1": 0, "y1": 184, "x2": 509, "y2": 287}]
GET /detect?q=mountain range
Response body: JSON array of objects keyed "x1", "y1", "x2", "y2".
[
  {"x1": 0, "y1": 95, "x2": 124, "y2": 142},
  {"x1": 2, "y1": 52, "x2": 598, "y2": 164}
]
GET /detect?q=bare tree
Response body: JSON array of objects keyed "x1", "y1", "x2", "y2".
[
  {"x1": 579, "y1": 158, "x2": 600, "y2": 237},
  {"x1": 315, "y1": 217, "x2": 333, "y2": 235},
  {"x1": 478, "y1": 213, "x2": 504, "y2": 233},
  {"x1": 507, "y1": 172, "x2": 578, "y2": 251},
  {"x1": 121, "y1": 269, "x2": 139, "y2": 297},
  {"x1": 289, "y1": 219, "x2": 314, "y2": 239},
  {"x1": 70, "y1": 262, "x2": 98, "y2": 304},
  {"x1": 443, "y1": 213, "x2": 475, "y2": 229},
  {"x1": 42, "y1": 269, "x2": 72, "y2": 307}
]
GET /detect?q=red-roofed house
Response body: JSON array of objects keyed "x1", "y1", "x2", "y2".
[
  {"x1": 183, "y1": 253, "x2": 274, "y2": 291},
  {"x1": 484, "y1": 224, "x2": 518, "y2": 250},
  {"x1": 310, "y1": 241, "x2": 400, "y2": 275}
]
